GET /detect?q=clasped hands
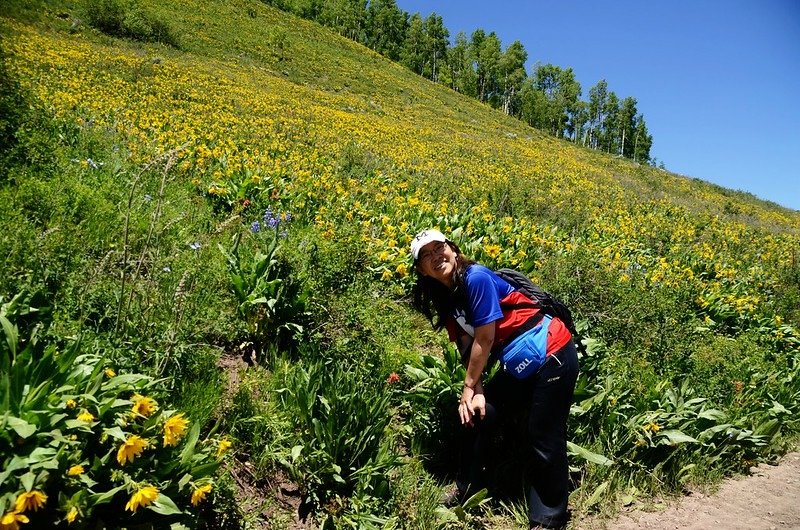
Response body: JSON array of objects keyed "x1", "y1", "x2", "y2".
[{"x1": 459, "y1": 382, "x2": 486, "y2": 426}]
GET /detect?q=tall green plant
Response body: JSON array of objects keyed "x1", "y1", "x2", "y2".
[
  {"x1": 274, "y1": 360, "x2": 398, "y2": 514},
  {"x1": 219, "y1": 214, "x2": 307, "y2": 358},
  {"x1": 1, "y1": 291, "x2": 230, "y2": 528}
]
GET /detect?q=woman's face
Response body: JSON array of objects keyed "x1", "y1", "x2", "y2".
[{"x1": 416, "y1": 240, "x2": 457, "y2": 286}]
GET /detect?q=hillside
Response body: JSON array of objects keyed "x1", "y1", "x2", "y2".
[{"x1": 1, "y1": 0, "x2": 799, "y2": 528}]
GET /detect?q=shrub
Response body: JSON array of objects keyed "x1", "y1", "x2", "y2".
[
  {"x1": 0, "y1": 292, "x2": 230, "y2": 528},
  {"x1": 273, "y1": 360, "x2": 399, "y2": 518},
  {"x1": 84, "y1": 0, "x2": 179, "y2": 47},
  {"x1": 219, "y1": 211, "x2": 309, "y2": 359}
]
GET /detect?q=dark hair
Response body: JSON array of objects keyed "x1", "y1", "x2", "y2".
[{"x1": 411, "y1": 240, "x2": 476, "y2": 330}]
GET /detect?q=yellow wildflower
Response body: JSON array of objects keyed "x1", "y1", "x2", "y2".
[
  {"x1": 14, "y1": 490, "x2": 47, "y2": 513},
  {"x1": 131, "y1": 394, "x2": 158, "y2": 418},
  {"x1": 77, "y1": 410, "x2": 95, "y2": 423},
  {"x1": 643, "y1": 422, "x2": 661, "y2": 433},
  {"x1": 125, "y1": 485, "x2": 159, "y2": 513},
  {"x1": 67, "y1": 465, "x2": 85, "y2": 476},
  {"x1": 117, "y1": 435, "x2": 147, "y2": 465},
  {"x1": 104, "y1": 367, "x2": 116, "y2": 378},
  {"x1": 380, "y1": 269, "x2": 392, "y2": 281},
  {"x1": 65, "y1": 506, "x2": 79, "y2": 523},
  {"x1": 163, "y1": 413, "x2": 189, "y2": 447},
  {"x1": 395, "y1": 263, "x2": 408, "y2": 278},
  {"x1": 484, "y1": 244, "x2": 501, "y2": 259},
  {"x1": 191, "y1": 483, "x2": 213, "y2": 506},
  {"x1": 65, "y1": 399, "x2": 77, "y2": 409},
  {"x1": 0, "y1": 511, "x2": 29, "y2": 530},
  {"x1": 216, "y1": 438, "x2": 232, "y2": 458}
]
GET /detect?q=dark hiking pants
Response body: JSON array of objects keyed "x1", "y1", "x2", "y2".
[{"x1": 457, "y1": 340, "x2": 579, "y2": 528}]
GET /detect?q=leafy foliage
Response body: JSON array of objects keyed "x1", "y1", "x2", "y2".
[
  {"x1": 0, "y1": 292, "x2": 230, "y2": 528},
  {"x1": 84, "y1": 0, "x2": 179, "y2": 47}
]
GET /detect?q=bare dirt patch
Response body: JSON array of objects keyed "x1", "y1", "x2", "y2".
[
  {"x1": 579, "y1": 452, "x2": 800, "y2": 530},
  {"x1": 216, "y1": 351, "x2": 315, "y2": 529}
]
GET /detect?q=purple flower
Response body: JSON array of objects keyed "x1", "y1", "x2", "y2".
[
  {"x1": 284, "y1": 212, "x2": 292, "y2": 222},
  {"x1": 263, "y1": 208, "x2": 274, "y2": 224},
  {"x1": 251, "y1": 221, "x2": 261, "y2": 233},
  {"x1": 268, "y1": 217, "x2": 279, "y2": 229}
]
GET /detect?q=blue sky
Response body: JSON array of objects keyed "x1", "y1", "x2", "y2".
[{"x1": 395, "y1": 1, "x2": 800, "y2": 211}]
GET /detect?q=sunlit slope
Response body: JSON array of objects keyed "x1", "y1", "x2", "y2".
[
  {"x1": 3, "y1": 0, "x2": 799, "y2": 330},
  {"x1": 4, "y1": 0, "x2": 798, "y2": 227}
]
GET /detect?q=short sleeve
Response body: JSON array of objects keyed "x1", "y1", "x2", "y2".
[{"x1": 466, "y1": 268, "x2": 504, "y2": 327}]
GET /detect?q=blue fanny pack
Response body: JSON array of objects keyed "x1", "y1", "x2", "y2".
[{"x1": 500, "y1": 315, "x2": 552, "y2": 379}]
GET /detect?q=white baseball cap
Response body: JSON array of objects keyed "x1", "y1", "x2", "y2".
[{"x1": 411, "y1": 229, "x2": 447, "y2": 260}]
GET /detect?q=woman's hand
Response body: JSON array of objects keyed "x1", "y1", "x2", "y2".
[
  {"x1": 459, "y1": 383, "x2": 486, "y2": 426},
  {"x1": 470, "y1": 390, "x2": 486, "y2": 423},
  {"x1": 458, "y1": 385, "x2": 475, "y2": 426}
]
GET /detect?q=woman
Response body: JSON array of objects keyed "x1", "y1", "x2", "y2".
[{"x1": 410, "y1": 229, "x2": 579, "y2": 530}]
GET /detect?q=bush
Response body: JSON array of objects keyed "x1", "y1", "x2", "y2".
[
  {"x1": 85, "y1": 0, "x2": 179, "y2": 47},
  {"x1": 0, "y1": 292, "x2": 231, "y2": 528},
  {"x1": 272, "y1": 360, "x2": 399, "y2": 520}
]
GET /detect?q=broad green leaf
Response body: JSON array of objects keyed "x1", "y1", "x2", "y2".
[
  {"x1": 104, "y1": 426, "x2": 127, "y2": 441},
  {"x1": 79, "y1": 474, "x2": 98, "y2": 488},
  {"x1": 28, "y1": 448, "x2": 58, "y2": 463},
  {"x1": 178, "y1": 473, "x2": 192, "y2": 490},
  {"x1": 585, "y1": 480, "x2": 609, "y2": 508},
  {"x1": 462, "y1": 487, "x2": 488, "y2": 510},
  {"x1": 180, "y1": 422, "x2": 201, "y2": 465},
  {"x1": 6, "y1": 416, "x2": 36, "y2": 438},
  {"x1": 20, "y1": 471, "x2": 35, "y2": 492},
  {"x1": 0, "y1": 456, "x2": 26, "y2": 484},
  {"x1": 660, "y1": 430, "x2": 698, "y2": 444},
  {"x1": 1, "y1": 315, "x2": 17, "y2": 358},
  {"x1": 567, "y1": 441, "x2": 613, "y2": 466},
  {"x1": 190, "y1": 461, "x2": 222, "y2": 478},
  {"x1": 434, "y1": 506, "x2": 458, "y2": 523},
  {"x1": 698, "y1": 409, "x2": 726, "y2": 421},
  {"x1": 149, "y1": 494, "x2": 183, "y2": 515},
  {"x1": 291, "y1": 444, "x2": 303, "y2": 462},
  {"x1": 89, "y1": 484, "x2": 126, "y2": 505}
]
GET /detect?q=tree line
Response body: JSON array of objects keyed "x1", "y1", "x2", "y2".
[{"x1": 265, "y1": 0, "x2": 654, "y2": 163}]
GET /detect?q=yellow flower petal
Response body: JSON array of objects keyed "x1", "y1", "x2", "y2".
[
  {"x1": 162, "y1": 413, "x2": 189, "y2": 447},
  {"x1": 67, "y1": 465, "x2": 85, "y2": 476},
  {"x1": 191, "y1": 483, "x2": 213, "y2": 506},
  {"x1": 117, "y1": 435, "x2": 147, "y2": 465},
  {"x1": 125, "y1": 485, "x2": 159, "y2": 513},
  {"x1": 14, "y1": 490, "x2": 47, "y2": 513}
]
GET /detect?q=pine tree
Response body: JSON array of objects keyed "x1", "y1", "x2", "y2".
[{"x1": 633, "y1": 115, "x2": 653, "y2": 163}]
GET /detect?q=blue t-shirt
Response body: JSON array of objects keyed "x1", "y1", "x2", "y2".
[{"x1": 462, "y1": 265, "x2": 514, "y2": 327}]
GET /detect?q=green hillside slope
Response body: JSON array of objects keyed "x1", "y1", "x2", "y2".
[{"x1": 1, "y1": 0, "x2": 799, "y2": 528}]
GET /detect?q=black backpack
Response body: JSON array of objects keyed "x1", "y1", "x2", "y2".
[{"x1": 494, "y1": 268, "x2": 579, "y2": 340}]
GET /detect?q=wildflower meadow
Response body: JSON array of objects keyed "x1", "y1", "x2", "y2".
[{"x1": 1, "y1": 0, "x2": 798, "y2": 528}]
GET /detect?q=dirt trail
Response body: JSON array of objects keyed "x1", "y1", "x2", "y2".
[{"x1": 584, "y1": 452, "x2": 800, "y2": 530}]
